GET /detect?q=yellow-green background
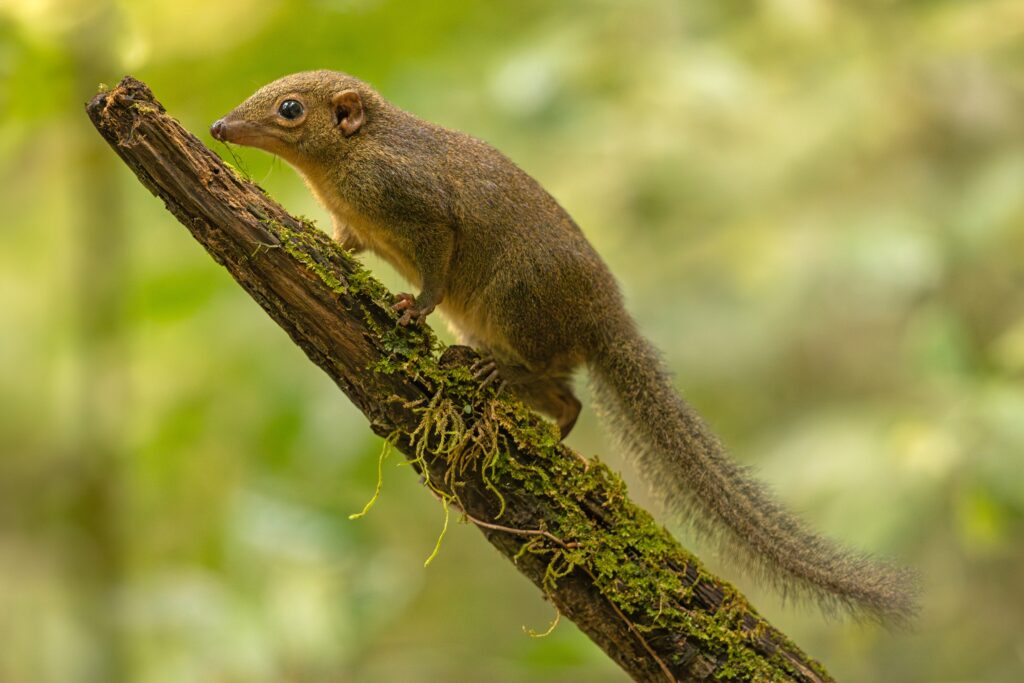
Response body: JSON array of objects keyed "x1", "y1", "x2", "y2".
[{"x1": 2, "y1": 1, "x2": 1023, "y2": 681}]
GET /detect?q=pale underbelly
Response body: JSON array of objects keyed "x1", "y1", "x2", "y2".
[
  {"x1": 439, "y1": 295, "x2": 517, "y2": 362},
  {"x1": 365, "y1": 239, "x2": 420, "y2": 287}
]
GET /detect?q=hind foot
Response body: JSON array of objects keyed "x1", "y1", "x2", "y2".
[{"x1": 470, "y1": 355, "x2": 507, "y2": 395}]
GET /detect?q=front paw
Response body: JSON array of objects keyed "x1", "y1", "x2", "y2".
[{"x1": 392, "y1": 292, "x2": 435, "y2": 326}]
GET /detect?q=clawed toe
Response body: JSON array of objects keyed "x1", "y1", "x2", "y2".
[
  {"x1": 471, "y1": 356, "x2": 504, "y2": 393},
  {"x1": 395, "y1": 302, "x2": 415, "y2": 325},
  {"x1": 470, "y1": 356, "x2": 495, "y2": 377},
  {"x1": 393, "y1": 292, "x2": 414, "y2": 311},
  {"x1": 392, "y1": 293, "x2": 433, "y2": 326},
  {"x1": 478, "y1": 369, "x2": 502, "y2": 390}
]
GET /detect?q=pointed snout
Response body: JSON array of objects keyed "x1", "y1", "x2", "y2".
[
  {"x1": 208, "y1": 113, "x2": 277, "y2": 152},
  {"x1": 209, "y1": 115, "x2": 262, "y2": 147},
  {"x1": 210, "y1": 115, "x2": 246, "y2": 143},
  {"x1": 210, "y1": 117, "x2": 229, "y2": 142}
]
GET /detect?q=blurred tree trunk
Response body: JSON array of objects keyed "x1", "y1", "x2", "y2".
[
  {"x1": 86, "y1": 76, "x2": 834, "y2": 683},
  {"x1": 68, "y1": 7, "x2": 127, "y2": 683}
]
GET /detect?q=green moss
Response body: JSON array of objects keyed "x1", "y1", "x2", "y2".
[
  {"x1": 222, "y1": 161, "x2": 250, "y2": 183},
  {"x1": 128, "y1": 100, "x2": 161, "y2": 116}
]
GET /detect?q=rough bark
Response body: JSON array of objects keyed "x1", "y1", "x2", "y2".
[{"x1": 86, "y1": 76, "x2": 833, "y2": 683}]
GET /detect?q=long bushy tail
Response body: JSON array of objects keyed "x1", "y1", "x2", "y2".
[{"x1": 588, "y1": 319, "x2": 918, "y2": 623}]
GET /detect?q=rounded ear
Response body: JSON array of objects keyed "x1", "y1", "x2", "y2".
[{"x1": 332, "y1": 89, "x2": 365, "y2": 137}]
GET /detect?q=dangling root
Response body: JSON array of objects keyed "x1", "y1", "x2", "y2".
[
  {"x1": 348, "y1": 430, "x2": 400, "y2": 520},
  {"x1": 406, "y1": 390, "x2": 510, "y2": 518},
  {"x1": 400, "y1": 388, "x2": 517, "y2": 566},
  {"x1": 524, "y1": 605, "x2": 561, "y2": 638},
  {"x1": 423, "y1": 495, "x2": 451, "y2": 567}
]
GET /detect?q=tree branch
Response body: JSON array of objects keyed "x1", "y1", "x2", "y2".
[{"x1": 86, "y1": 76, "x2": 832, "y2": 683}]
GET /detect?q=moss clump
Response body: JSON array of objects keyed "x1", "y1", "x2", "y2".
[{"x1": 272, "y1": 220, "x2": 438, "y2": 365}]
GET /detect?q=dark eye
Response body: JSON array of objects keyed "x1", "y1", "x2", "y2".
[{"x1": 278, "y1": 99, "x2": 303, "y2": 120}]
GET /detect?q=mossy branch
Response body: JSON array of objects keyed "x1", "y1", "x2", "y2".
[{"x1": 86, "y1": 76, "x2": 833, "y2": 683}]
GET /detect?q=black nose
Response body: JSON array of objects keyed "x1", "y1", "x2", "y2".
[{"x1": 210, "y1": 118, "x2": 226, "y2": 141}]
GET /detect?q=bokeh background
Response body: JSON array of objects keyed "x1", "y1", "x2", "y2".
[{"x1": 2, "y1": 1, "x2": 1023, "y2": 681}]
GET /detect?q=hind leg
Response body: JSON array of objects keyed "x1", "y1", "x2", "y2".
[
  {"x1": 511, "y1": 375, "x2": 582, "y2": 439},
  {"x1": 477, "y1": 359, "x2": 581, "y2": 439},
  {"x1": 540, "y1": 381, "x2": 582, "y2": 438}
]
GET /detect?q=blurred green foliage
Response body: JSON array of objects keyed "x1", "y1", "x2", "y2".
[{"x1": 1, "y1": 1, "x2": 1023, "y2": 681}]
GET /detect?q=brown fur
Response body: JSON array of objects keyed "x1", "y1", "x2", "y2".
[{"x1": 213, "y1": 70, "x2": 918, "y2": 622}]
